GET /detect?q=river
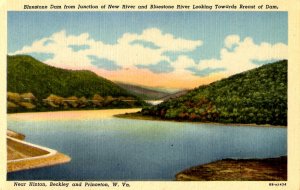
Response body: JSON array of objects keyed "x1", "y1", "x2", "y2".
[{"x1": 7, "y1": 109, "x2": 287, "y2": 180}]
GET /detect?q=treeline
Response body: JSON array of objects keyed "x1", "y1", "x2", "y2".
[
  {"x1": 142, "y1": 60, "x2": 287, "y2": 126},
  {"x1": 7, "y1": 92, "x2": 144, "y2": 113}
]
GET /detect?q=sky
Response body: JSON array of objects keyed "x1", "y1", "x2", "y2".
[{"x1": 8, "y1": 11, "x2": 287, "y2": 90}]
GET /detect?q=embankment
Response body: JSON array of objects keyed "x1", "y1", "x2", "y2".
[{"x1": 7, "y1": 135, "x2": 71, "y2": 172}]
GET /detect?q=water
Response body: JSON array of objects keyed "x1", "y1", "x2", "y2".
[
  {"x1": 7, "y1": 109, "x2": 287, "y2": 181},
  {"x1": 145, "y1": 100, "x2": 164, "y2": 105}
]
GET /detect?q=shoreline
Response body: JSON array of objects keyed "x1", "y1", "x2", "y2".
[
  {"x1": 7, "y1": 133, "x2": 71, "y2": 173},
  {"x1": 8, "y1": 109, "x2": 286, "y2": 128},
  {"x1": 8, "y1": 108, "x2": 142, "y2": 121},
  {"x1": 7, "y1": 106, "x2": 144, "y2": 114},
  {"x1": 115, "y1": 112, "x2": 287, "y2": 128},
  {"x1": 175, "y1": 156, "x2": 287, "y2": 181}
]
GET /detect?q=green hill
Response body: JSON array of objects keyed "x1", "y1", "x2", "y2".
[
  {"x1": 7, "y1": 55, "x2": 145, "y2": 112},
  {"x1": 8, "y1": 55, "x2": 134, "y2": 99},
  {"x1": 141, "y1": 60, "x2": 287, "y2": 126}
]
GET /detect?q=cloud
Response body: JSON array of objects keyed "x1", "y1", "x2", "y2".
[
  {"x1": 118, "y1": 28, "x2": 202, "y2": 52},
  {"x1": 162, "y1": 51, "x2": 183, "y2": 62},
  {"x1": 11, "y1": 28, "x2": 202, "y2": 72},
  {"x1": 27, "y1": 52, "x2": 54, "y2": 62},
  {"x1": 129, "y1": 40, "x2": 160, "y2": 49},
  {"x1": 189, "y1": 35, "x2": 288, "y2": 76},
  {"x1": 171, "y1": 55, "x2": 196, "y2": 75},
  {"x1": 10, "y1": 31, "x2": 287, "y2": 89},
  {"x1": 43, "y1": 39, "x2": 55, "y2": 46},
  {"x1": 12, "y1": 30, "x2": 92, "y2": 69},
  {"x1": 88, "y1": 55, "x2": 122, "y2": 71},
  {"x1": 136, "y1": 60, "x2": 174, "y2": 73},
  {"x1": 224, "y1": 35, "x2": 240, "y2": 49},
  {"x1": 187, "y1": 67, "x2": 226, "y2": 77},
  {"x1": 69, "y1": 45, "x2": 91, "y2": 52}
]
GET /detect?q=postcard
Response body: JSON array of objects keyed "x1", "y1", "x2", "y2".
[{"x1": 1, "y1": 0, "x2": 300, "y2": 189}]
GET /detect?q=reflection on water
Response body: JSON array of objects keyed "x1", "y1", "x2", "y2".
[{"x1": 7, "y1": 109, "x2": 287, "y2": 180}]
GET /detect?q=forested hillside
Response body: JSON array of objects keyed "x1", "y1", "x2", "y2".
[
  {"x1": 8, "y1": 55, "x2": 134, "y2": 98},
  {"x1": 141, "y1": 60, "x2": 287, "y2": 126},
  {"x1": 7, "y1": 55, "x2": 145, "y2": 112}
]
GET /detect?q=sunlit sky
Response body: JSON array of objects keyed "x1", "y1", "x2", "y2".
[{"x1": 8, "y1": 12, "x2": 287, "y2": 90}]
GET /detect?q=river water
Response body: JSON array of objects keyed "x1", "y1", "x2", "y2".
[{"x1": 7, "y1": 109, "x2": 287, "y2": 180}]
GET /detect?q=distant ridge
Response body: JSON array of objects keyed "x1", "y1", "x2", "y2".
[
  {"x1": 116, "y1": 82, "x2": 171, "y2": 100},
  {"x1": 160, "y1": 90, "x2": 190, "y2": 101}
]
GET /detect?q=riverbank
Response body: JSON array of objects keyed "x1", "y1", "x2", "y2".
[
  {"x1": 8, "y1": 108, "x2": 142, "y2": 121},
  {"x1": 7, "y1": 131, "x2": 71, "y2": 173},
  {"x1": 115, "y1": 112, "x2": 287, "y2": 128},
  {"x1": 176, "y1": 156, "x2": 287, "y2": 181}
]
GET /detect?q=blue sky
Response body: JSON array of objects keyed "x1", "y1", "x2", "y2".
[{"x1": 8, "y1": 11, "x2": 288, "y2": 89}]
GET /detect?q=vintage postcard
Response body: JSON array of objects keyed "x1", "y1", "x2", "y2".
[{"x1": 0, "y1": 0, "x2": 300, "y2": 189}]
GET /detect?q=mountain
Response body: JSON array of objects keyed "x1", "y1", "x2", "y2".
[
  {"x1": 7, "y1": 55, "x2": 145, "y2": 112},
  {"x1": 116, "y1": 82, "x2": 170, "y2": 100},
  {"x1": 141, "y1": 60, "x2": 287, "y2": 126},
  {"x1": 160, "y1": 90, "x2": 190, "y2": 101},
  {"x1": 8, "y1": 55, "x2": 134, "y2": 99}
]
